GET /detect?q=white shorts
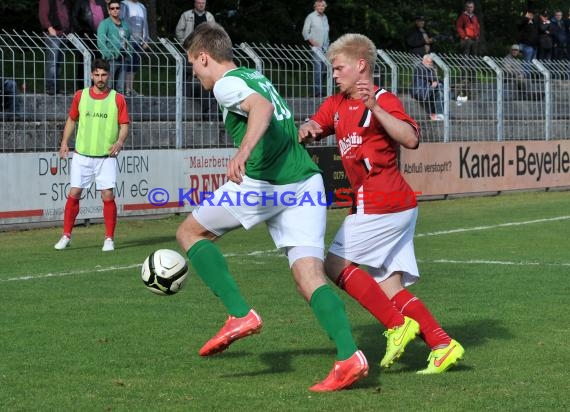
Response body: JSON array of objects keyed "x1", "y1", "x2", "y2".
[
  {"x1": 328, "y1": 207, "x2": 420, "y2": 286},
  {"x1": 69, "y1": 152, "x2": 117, "y2": 190},
  {"x1": 192, "y1": 174, "x2": 326, "y2": 251}
]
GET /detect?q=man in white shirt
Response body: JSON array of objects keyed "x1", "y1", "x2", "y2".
[
  {"x1": 120, "y1": 0, "x2": 150, "y2": 96},
  {"x1": 302, "y1": 0, "x2": 330, "y2": 97},
  {"x1": 176, "y1": 0, "x2": 217, "y2": 120},
  {"x1": 175, "y1": 0, "x2": 215, "y2": 45}
]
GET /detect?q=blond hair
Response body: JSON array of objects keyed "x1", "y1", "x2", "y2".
[{"x1": 327, "y1": 33, "x2": 377, "y2": 72}]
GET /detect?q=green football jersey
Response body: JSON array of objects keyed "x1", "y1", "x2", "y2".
[{"x1": 217, "y1": 67, "x2": 321, "y2": 184}]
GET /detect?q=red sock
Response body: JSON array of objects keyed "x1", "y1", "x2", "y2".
[
  {"x1": 391, "y1": 288, "x2": 451, "y2": 349},
  {"x1": 103, "y1": 198, "x2": 117, "y2": 239},
  {"x1": 337, "y1": 265, "x2": 404, "y2": 329},
  {"x1": 63, "y1": 196, "x2": 80, "y2": 236}
]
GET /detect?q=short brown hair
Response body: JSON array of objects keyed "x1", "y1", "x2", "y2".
[
  {"x1": 183, "y1": 22, "x2": 234, "y2": 62},
  {"x1": 92, "y1": 58, "x2": 110, "y2": 72}
]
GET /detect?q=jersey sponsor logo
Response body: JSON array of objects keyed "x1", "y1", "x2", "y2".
[
  {"x1": 84, "y1": 111, "x2": 108, "y2": 118},
  {"x1": 338, "y1": 132, "x2": 363, "y2": 157}
]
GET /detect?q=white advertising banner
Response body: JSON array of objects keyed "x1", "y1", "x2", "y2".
[{"x1": 0, "y1": 149, "x2": 236, "y2": 225}]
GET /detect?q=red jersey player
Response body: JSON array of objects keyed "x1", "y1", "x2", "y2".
[{"x1": 299, "y1": 33, "x2": 464, "y2": 374}]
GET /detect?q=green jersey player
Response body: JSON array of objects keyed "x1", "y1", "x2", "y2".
[{"x1": 178, "y1": 22, "x2": 368, "y2": 392}]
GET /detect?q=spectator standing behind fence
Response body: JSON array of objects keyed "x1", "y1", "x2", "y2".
[
  {"x1": 120, "y1": 0, "x2": 150, "y2": 96},
  {"x1": 412, "y1": 54, "x2": 444, "y2": 121},
  {"x1": 537, "y1": 11, "x2": 553, "y2": 60},
  {"x1": 517, "y1": 9, "x2": 539, "y2": 63},
  {"x1": 406, "y1": 15, "x2": 435, "y2": 56},
  {"x1": 73, "y1": 0, "x2": 109, "y2": 89},
  {"x1": 456, "y1": 1, "x2": 480, "y2": 56},
  {"x1": 504, "y1": 44, "x2": 530, "y2": 101},
  {"x1": 97, "y1": 0, "x2": 131, "y2": 93},
  {"x1": 302, "y1": 0, "x2": 330, "y2": 97},
  {"x1": 39, "y1": 0, "x2": 72, "y2": 95},
  {"x1": 73, "y1": 0, "x2": 108, "y2": 40},
  {"x1": 176, "y1": 0, "x2": 217, "y2": 120},
  {"x1": 550, "y1": 10, "x2": 568, "y2": 60},
  {"x1": 566, "y1": 11, "x2": 570, "y2": 58},
  {"x1": 176, "y1": 0, "x2": 215, "y2": 44},
  {"x1": 455, "y1": 1, "x2": 480, "y2": 102},
  {"x1": 54, "y1": 58, "x2": 129, "y2": 252}
]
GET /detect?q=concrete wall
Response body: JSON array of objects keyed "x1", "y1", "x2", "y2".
[{"x1": 2, "y1": 88, "x2": 570, "y2": 151}]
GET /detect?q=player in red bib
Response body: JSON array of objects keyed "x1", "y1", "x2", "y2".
[{"x1": 299, "y1": 33, "x2": 464, "y2": 374}]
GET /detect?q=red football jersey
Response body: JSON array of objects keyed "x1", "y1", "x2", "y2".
[{"x1": 311, "y1": 88, "x2": 420, "y2": 214}]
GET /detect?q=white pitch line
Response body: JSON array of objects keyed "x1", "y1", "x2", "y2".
[
  {"x1": 415, "y1": 215, "x2": 570, "y2": 238},
  {"x1": 4, "y1": 215, "x2": 569, "y2": 282},
  {"x1": 418, "y1": 259, "x2": 570, "y2": 267},
  {"x1": 0, "y1": 251, "x2": 283, "y2": 283},
  {"x1": 1, "y1": 263, "x2": 141, "y2": 282},
  {"x1": 224, "y1": 249, "x2": 282, "y2": 257}
]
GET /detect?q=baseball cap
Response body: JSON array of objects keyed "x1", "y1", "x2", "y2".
[{"x1": 511, "y1": 44, "x2": 520, "y2": 51}]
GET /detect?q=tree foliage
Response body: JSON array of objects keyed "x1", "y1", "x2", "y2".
[{"x1": 3, "y1": 0, "x2": 570, "y2": 56}]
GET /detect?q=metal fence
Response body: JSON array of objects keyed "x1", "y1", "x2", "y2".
[{"x1": 2, "y1": 30, "x2": 570, "y2": 152}]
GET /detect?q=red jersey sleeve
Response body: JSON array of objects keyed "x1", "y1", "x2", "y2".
[
  {"x1": 378, "y1": 92, "x2": 421, "y2": 138},
  {"x1": 68, "y1": 90, "x2": 83, "y2": 121},
  {"x1": 115, "y1": 93, "x2": 130, "y2": 124},
  {"x1": 310, "y1": 95, "x2": 340, "y2": 138}
]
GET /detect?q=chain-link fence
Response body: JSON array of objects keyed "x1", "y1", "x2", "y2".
[{"x1": 2, "y1": 30, "x2": 570, "y2": 152}]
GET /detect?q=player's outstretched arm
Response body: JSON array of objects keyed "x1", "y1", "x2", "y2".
[{"x1": 298, "y1": 120, "x2": 323, "y2": 145}]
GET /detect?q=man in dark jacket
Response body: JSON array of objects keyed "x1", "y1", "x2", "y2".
[
  {"x1": 72, "y1": 0, "x2": 108, "y2": 39},
  {"x1": 406, "y1": 16, "x2": 435, "y2": 56},
  {"x1": 39, "y1": 0, "x2": 73, "y2": 95},
  {"x1": 537, "y1": 10, "x2": 553, "y2": 60},
  {"x1": 550, "y1": 10, "x2": 569, "y2": 60},
  {"x1": 412, "y1": 54, "x2": 444, "y2": 121},
  {"x1": 517, "y1": 10, "x2": 539, "y2": 62}
]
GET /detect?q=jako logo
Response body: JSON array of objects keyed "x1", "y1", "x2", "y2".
[{"x1": 85, "y1": 112, "x2": 108, "y2": 118}]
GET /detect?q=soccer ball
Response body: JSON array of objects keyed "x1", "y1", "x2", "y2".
[{"x1": 141, "y1": 249, "x2": 189, "y2": 295}]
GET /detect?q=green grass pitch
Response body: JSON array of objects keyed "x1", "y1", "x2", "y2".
[{"x1": 1, "y1": 190, "x2": 568, "y2": 411}]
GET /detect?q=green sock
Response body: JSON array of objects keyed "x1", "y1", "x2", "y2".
[
  {"x1": 310, "y1": 284, "x2": 358, "y2": 360},
  {"x1": 187, "y1": 239, "x2": 250, "y2": 317}
]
